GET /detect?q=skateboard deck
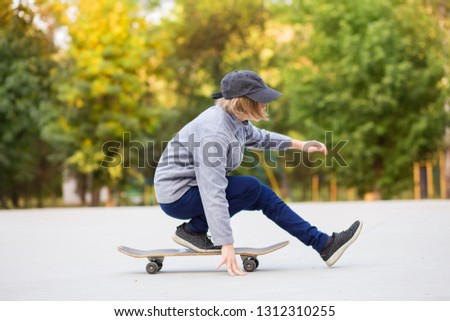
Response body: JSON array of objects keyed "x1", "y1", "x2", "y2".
[{"x1": 118, "y1": 240, "x2": 289, "y2": 274}]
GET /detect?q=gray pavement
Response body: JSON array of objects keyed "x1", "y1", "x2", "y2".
[{"x1": 0, "y1": 200, "x2": 449, "y2": 301}]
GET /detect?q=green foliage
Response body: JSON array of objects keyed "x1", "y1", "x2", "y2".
[
  {"x1": 0, "y1": 1, "x2": 59, "y2": 207},
  {"x1": 46, "y1": 0, "x2": 156, "y2": 204},
  {"x1": 283, "y1": 0, "x2": 448, "y2": 198},
  {"x1": 1, "y1": 0, "x2": 448, "y2": 206},
  {"x1": 152, "y1": 0, "x2": 275, "y2": 122}
]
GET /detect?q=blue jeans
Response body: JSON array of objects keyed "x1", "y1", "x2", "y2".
[{"x1": 159, "y1": 176, "x2": 329, "y2": 253}]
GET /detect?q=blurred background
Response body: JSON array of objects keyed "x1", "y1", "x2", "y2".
[{"x1": 0, "y1": 0, "x2": 449, "y2": 208}]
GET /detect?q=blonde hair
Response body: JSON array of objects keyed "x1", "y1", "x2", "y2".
[{"x1": 216, "y1": 97, "x2": 269, "y2": 122}]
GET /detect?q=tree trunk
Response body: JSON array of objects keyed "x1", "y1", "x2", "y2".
[
  {"x1": 76, "y1": 173, "x2": 88, "y2": 206},
  {"x1": 445, "y1": 144, "x2": 450, "y2": 198},
  {"x1": 0, "y1": 194, "x2": 7, "y2": 209},
  {"x1": 106, "y1": 187, "x2": 116, "y2": 207},
  {"x1": 437, "y1": 1, "x2": 450, "y2": 198},
  {"x1": 11, "y1": 189, "x2": 20, "y2": 208},
  {"x1": 90, "y1": 188, "x2": 100, "y2": 206},
  {"x1": 279, "y1": 157, "x2": 292, "y2": 201}
]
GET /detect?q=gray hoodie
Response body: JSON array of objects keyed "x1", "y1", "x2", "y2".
[{"x1": 154, "y1": 105, "x2": 292, "y2": 245}]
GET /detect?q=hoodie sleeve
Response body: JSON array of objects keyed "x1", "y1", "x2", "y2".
[
  {"x1": 244, "y1": 122, "x2": 292, "y2": 151},
  {"x1": 193, "y1": 135, "x2": 234, "y2": 246}
]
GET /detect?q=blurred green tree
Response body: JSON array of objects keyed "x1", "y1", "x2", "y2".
[
  {"x1": 283, "y1": 0, "x2": 448, "y2": 198},
  {"x1": 45, "y1": 0, "x2": 156, "y2": 205},
  {"x1": 423, "y1": 0, "x2": 450, "y2": 198},
  {"x1": 0, "y1": 1, "x2": 59, "y2": 208},
  {"x1": 150, "y1": 0, "x2": 286, "y2": 124}
]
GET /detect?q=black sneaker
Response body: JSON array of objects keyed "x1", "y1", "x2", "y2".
[
  {"x1": 172, "y1": 223, "x2": 221, "y2": 252},
  {"x1": 320, "y1": 220, "x2": 362, "y2": 267}
]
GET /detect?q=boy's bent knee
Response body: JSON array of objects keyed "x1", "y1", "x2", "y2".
[{"x1": 227, "y1": 175, "x2": 262, "y2": 199}]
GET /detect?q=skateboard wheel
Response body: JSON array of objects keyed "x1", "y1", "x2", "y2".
[
  {"x1": 243, "y1": 258, "x2": 257, "y2": 272},
  {"x1": 146, "y1": 262, "x2": 159, "y2": 274}
]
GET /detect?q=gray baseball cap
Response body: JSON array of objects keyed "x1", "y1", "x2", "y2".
[{"x1": 211, "y1": 70, "x2": 282, "y2": 103}]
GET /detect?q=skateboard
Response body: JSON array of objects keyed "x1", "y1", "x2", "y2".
[{"x1": 118, "y1": 240, "x2": 289, "y2": 274}]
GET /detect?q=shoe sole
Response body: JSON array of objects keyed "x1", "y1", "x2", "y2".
[
  {"x1": 326, "y1": 221, "x2": 363, "y2": 267},
  {"x1": 172, "y1": 234, "x2": 220, "y2": 253}
]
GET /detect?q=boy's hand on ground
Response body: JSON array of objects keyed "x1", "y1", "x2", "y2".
[{"x1": 216, "y1": 244, "x2": 246, "y2": 276}]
